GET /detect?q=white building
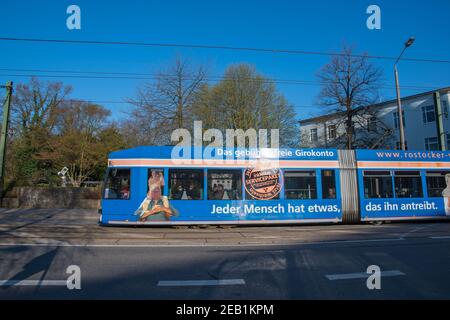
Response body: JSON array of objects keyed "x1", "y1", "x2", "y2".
[{"x1": 299, "y1": 87, "x2": 450, "y2": 151}]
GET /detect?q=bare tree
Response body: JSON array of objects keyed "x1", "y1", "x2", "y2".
[
  {"x1": 123, "y1": 55, "x2": 206, "y2": 146},
  {"x1": 191, "y1": 64, "x2": 299, "y2": 148},
  {"x1": 317, "y1": 45, "x2": 384, "y2": 149}
]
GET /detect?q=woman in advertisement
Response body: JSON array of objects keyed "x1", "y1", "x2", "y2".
[
  {"x1": 442, "y1": 173, "x2": 450, "y2": 216},
  {"x1": 134, "y1": 184, "x2": 179, "y2": 221}
]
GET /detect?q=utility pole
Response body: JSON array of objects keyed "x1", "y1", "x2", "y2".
[
  {"x1": 0, "y1": 81, "x2": 13, "y2": 205},
  {"x1": 434, "y1": 91, "x2": 446, "y2": 151}
]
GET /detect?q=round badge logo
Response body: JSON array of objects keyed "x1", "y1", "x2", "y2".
[{"x1": 244, "y1": 168, "x2": 282, "y2": 200}]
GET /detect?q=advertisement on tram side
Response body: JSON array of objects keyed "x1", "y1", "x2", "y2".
[
  {"x1": 102, "y1": 147, "x2": 343, "y2": 224},
  {"x1": 356, "y1": 149, "x2": 450, "y2": 220}
]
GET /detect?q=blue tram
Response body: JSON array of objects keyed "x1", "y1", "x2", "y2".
[{"x1": 99, "y1": 146, "x2": 450, "y2": 225}]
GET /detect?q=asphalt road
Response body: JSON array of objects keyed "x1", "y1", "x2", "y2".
[{"x1": 0, "y1": 208, "x2": 450, "y2": 299}]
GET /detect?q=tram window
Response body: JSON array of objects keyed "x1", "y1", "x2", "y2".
[
  {"x1": 148, "y1": 169, "x2": 164, "y2": 194},
  {"x1": 207, "y1": 170, "x2": 242, "y2": 200},
  {"x1": 284, "y1": 171, "x2": 317, "y2": 200},
  {"x1": 394, "y1": 171, "x2": 423, "y2": 198},
  {"x1": 169, "y1": 169, "x2": 204, "y2": 200},
  {"x1": 363, "y1": 171, "x2": 393, "y2": 199},
  {"x1": 322, "y1": 170, "x2": 336, "y2": 199},
  {"x1": 426, "y1": 171, "x2": 450, "y2": 197},
  {"x1": 103, "y1": 169, "x2": 131, "y2": 200}
]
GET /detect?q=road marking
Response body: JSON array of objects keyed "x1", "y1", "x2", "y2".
[
  {"x1": 430, "y1": 236, "x2": 450, "y2": 239},
  {"x1": 158, "y1": 279, "x2": 245, "y2": 287},
  {"x1": 326, "y1": 270, "x2": 405, "y2": 281},
  {"x1": 0, "y1": 280, "x2": 67, "y2": 286},
  {"x1": 0, "y1": 238, "x2": 405, "y2": 248},
  {"x1": 320, "y1": 238, "x2": 405, "y2": 244}
]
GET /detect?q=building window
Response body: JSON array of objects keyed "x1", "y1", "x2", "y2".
[
  {"x1": 443, "y1": 101, "x2": 448, "y2": 119},
  {"x1": 393, "y1": 111, "x2": 406, "y2": 129},
  {"x1": 207, "y1": 170, "x2": 242, "y2": 200},
  {"x1": 426, "y1": 171, "x2": 450, "y2": 198},
  {"x1": 447, "y1": 134, "x2": 450, "y2": 150},
  {"x1": 169, "y1": 169, "x2": 204, "y2": 200},
  {"x1": 284, "y1": 171, "x2": 317, "y2": 200},
  {"x1": 395, "y1": 141, "x2": 408, "y2": 150},
  {"x1": 310, "y1": 128, "x2": 318, "y2": 143},
  {"x1": 422, "y1": 105, "x2": 436, "y2": 123},
  {"x1": 363, "y1": 171, "x2": 393, "y2": 199},
  {"x1": 322, "y1": 170, "x2": 337, "y2": 199},
  {"x1": 425, "y1": 137, "x2": 439, "y2": 151},
  {"x1": 103, "y1": 168, "x2": 131, "y2": 200},
  {"x1": 328, "y1": 125, "x2": 337, "y2": 140},
  {"x1": 394, "y1": 171, "x2": 423, "y2": 198}
]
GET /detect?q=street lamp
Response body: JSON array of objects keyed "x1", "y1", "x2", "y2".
[{"x1": 394, "y1": 37, "x2": 415, "y2": 151}]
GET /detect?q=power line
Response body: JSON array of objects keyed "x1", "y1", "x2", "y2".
[
  {"x1": 0, "y1": 70, "x2": 442, "y2": 92},
  {"x1": 57, "y1": 98, "x2": 322, "y2": 110},
  {"x1": 3, "y1": 92, "x2": 400, "y2": 112},
  {"x1": 1, "y1": 36, "x2": 450, "y2": 64},
  {"x1": 5, "y1": 97, "x2": 319, "y2": 110}
]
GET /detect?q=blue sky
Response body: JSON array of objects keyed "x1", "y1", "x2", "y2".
[{"x1": 0, "y1": 0, "x2": 449, "y2": 122}]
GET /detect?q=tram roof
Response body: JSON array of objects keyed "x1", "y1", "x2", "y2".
[
  {"x1": 108, "y1": 146, "x2": 339, "y2": 161},
  {"x1": 108, "y1": 146, "x2": 450, "y2": 162}
]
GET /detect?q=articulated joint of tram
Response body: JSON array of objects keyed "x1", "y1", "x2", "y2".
[{"x1": 338, "y1": 150, "x2": 361, "y2": 224}]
